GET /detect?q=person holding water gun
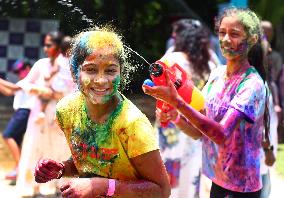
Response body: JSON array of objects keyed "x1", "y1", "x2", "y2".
[
  {"x1": 144, "y1": 19, "x2": 214, "y2": 198},
  {"x1": 144, "y1": 8, "x2": 269, "y2": 198}
]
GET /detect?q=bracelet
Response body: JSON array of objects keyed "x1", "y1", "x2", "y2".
[
  {"x1": 106, "y1": 179, "x2": 116, "y2": 197},
  {"x1": 171, "y1": 114, "x2": 181, "y2": 124}
]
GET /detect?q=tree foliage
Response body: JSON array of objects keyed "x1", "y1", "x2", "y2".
[{"x1": 249, "y1": 0, "x2": 284, "y2": 25}]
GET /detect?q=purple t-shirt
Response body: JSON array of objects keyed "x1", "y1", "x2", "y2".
[{"x1": 201, "y1": 65, "x2": 266, "y2": 192}]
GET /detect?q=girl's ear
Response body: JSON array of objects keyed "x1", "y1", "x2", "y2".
[{"x1": 248, "y1": 34, "x2": 259, "y2": 46}]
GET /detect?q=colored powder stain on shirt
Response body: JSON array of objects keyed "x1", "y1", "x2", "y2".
[
  {"x1": 201, "y1": 65, "x2": 265, "y2": 192},
  {"x1": 80, "y1": 97, "x2": 123, "y2": 145},
  {"x1": 56, "y1": 91, "x2": 159, "y2": 179}
]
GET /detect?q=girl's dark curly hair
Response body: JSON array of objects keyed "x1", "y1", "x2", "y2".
[{"x1": 173, "y1": 19, "x2": 210, "y2": 80}]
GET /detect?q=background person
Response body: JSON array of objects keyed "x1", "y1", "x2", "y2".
[
  {"x1": 0, "y1": 60, "x2": 32, "y2": 181},
  {"x1": 155, "y1": 19, "x2": 213, "y2": 198},
  {"x1": 16, "y1": 31, "x2": 74, "y2": 197}
]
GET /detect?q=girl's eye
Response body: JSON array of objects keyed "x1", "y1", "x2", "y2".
[
  {"x1": 231, "y1": 33, "x2": 239, "y2": 37},
  {"x1": 106, "y1": 69, "x2": 117, "y2": 74},
  {"x1": 84, "y1": 67, "x2": 97, "y2": 73},
  {"x1": 218, "y1": 31, "x2": 226, "y2": 36}
]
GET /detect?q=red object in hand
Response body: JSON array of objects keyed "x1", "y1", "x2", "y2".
[
  {"x1": 149, "y1": 60, "x2": 204, "y2": 127},
  {"x1": 34, "y1": 159, "x2": 64, "y2": 183}
]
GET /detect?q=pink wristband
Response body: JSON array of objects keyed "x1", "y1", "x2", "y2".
[
  {"x1": 172, "y1": 114, "x2": 180, "y2": 124},
  {"x1": 107, "y1": 179, "x2": 116, "y2": 196}
]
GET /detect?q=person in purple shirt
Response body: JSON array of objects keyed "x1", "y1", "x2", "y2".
[{"x1": 143, "y1": 8, "x2": 269, "y2": 198}]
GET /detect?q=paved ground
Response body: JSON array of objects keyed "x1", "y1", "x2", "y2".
[{"x1": 0, "y1": 94, "x2": 283, "y2": 197}]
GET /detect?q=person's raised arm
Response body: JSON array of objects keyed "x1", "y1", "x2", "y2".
[
  {"x1": 143, "y1": 70, "x2": 244, "y2": 145},
  {"x1": 173, "y1": 96, "x2": 244, "y2": 145},
  {"x1": 0, "y1": 78, "x2": 21, "y2": 96}
]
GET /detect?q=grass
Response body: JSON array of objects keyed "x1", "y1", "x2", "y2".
[{"x1": 276, "y1": 143, "x2": 284, "y2": 178}]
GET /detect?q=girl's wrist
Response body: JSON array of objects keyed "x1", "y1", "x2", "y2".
[
  {"x1": 172, "y1": 97, "x2": 183, "y2": 109},
  {"x1": 90, "y1": 178, "x2": 112, "y2": 197}
]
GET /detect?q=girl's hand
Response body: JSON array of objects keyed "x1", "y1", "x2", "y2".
[
  {"x1": 39, "y1": 87, "x2": 53, "y2": 99},
  {"x1": 156, "y1": 108, "x2": 179, "y2": 123},
  {"x1": 34, "y1": 159, "x2": 64, "y2": 183},
  {"x1": 60, "y1": 178, "x2": 107, "y2": 198},
  {"x1": 30, "y1": 87, "x2": 53, "y2": 99},
  {"x1": 142, "y1": 70, "x2": 179, "y2": 107},
  {"x1": 274, "y1": 105, "x2": 282, "y2": 113}
]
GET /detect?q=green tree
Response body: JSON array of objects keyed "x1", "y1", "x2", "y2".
[
  {"x1": 249, "y1": 0, "x2": 284, "y2": 61},
  {"x1": 250, "y1": 0, "x2": 284, "y2": 25}
]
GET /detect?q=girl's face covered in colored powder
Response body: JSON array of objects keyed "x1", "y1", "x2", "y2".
[
  {"x1": 218, "y1": 16, "x2": 249, "y2": 61},
  {"x1": 80, "y1": 48, "x2": 121, "y2": 104}
]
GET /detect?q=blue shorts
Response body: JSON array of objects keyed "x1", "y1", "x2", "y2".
[{"x1": 2, "y1": 108, "x2": 30, "y2": 146}]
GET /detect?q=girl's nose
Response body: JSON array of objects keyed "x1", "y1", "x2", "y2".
[
  {"x1": 222, "y1": 33, "x2": 230, "y2": 42},
  {"x1": 94, "y1": 74, "x2": 108, "y2": 84}
]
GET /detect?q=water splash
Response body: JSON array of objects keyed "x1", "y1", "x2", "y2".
[
  {"x1": 57, "y1": 0, "x2": 94, "y2": 26},
  {"x1": 54, "y1": 2, "x2": 151, "y2": 91},
  {"x1": 120, "y1": 45, "x2": 152, "y2": 91},
  {"x1": 124, "y1": 45, "x2": 151, "y2": 66}
]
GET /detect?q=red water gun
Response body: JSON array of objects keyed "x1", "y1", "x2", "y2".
[{"x1": 145, "y1": 60, "x2": 204, "y2": 127}]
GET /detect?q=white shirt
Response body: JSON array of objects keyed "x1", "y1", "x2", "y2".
[{"x1": 12, "y1": 89, "x2": 32, "y2": 110}]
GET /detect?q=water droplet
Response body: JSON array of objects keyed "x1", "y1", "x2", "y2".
[{"x1": 56, "y1": 1, "x2": 94, "y2": 26}]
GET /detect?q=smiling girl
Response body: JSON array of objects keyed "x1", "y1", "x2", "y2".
[
  {"x1": 143, "y1": 8, "x2": 268, "y2": 198},
  {"x1": 34, "y1": 29, "x2": 170, "y2": 198}
]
